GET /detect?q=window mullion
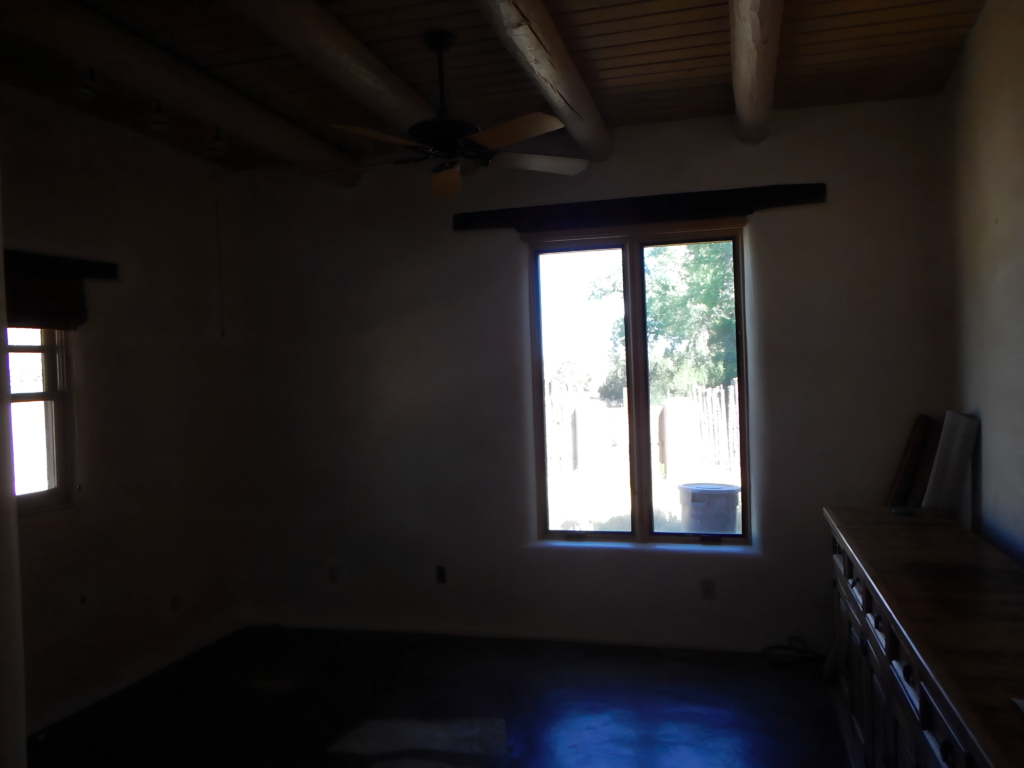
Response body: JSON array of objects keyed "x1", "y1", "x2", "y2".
[
  {"x1": 623, "y1": 236, "x2": 653, "y2": 541},
  {"x1": 10, "y1": 393, "x2": 59, "y2": 403}
]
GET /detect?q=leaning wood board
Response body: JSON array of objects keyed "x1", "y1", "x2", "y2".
[{"x1": 825, "y1": 507, "x2": 1024, "y2": 768}]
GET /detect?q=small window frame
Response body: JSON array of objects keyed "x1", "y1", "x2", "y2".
[
  {"x1": 524, "y1": 218, "x2": 751, "y2": 545},
  {"x1": 8, "y1": 328, "x2": 73, "y2": 513}
]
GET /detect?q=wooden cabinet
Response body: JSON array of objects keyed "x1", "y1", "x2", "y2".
[{"x1": 825, "y1": 507, "x2": 1024, "y2": 768}]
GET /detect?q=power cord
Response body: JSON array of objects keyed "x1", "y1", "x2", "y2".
[{"x1": 761, "y1": 636, "x2": 825, "y2": 666}]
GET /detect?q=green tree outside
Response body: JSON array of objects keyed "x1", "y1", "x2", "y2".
[{"x1": 591, "y1": 241, "x2": 737, "y2": 405}]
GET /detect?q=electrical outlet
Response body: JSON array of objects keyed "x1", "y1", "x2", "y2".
[
  {"x1": 701, "y1": 578, "x2": 716, "y2": 600},
  {"x1": 436, "y1": 566, "x2": 446, "y2": 585}
]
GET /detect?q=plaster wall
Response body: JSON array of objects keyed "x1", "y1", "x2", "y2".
[
  {"x1": 0, "y1": 80, "x2": 964, "y2": 731},
  {"x1": 951, "y1": 0, "x2": 1024, "y2": 560},
  {"x1": 0, "y1": 86, "x2": 250, "y2": 731},
  {"x1": 242, "y1": 95, "x2": 958, "y2": 653}
]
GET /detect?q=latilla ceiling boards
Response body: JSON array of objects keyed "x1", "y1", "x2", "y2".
[{"x1": 0, "y1": 0, "x2": 988, "y2": 168}]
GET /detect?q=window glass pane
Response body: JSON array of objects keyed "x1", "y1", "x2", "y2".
[
  {"x1": 7, "y1": 328, "x2": 41, "y2": 346},
  {"x1": 9, "y1": 352, "x2": 44, "y2": 394},
  {"x1": 644, "y1": 242, "x2": 742, "y2": 534},
  {"x1": 11, "y1": 400, "x2": 54, "y2": 495},
  {"x1": 540, "y1": 249, "x2": 631, "y2": 533}
]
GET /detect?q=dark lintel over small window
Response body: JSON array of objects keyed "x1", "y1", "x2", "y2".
[{"x1": 4, "y1": 250, "x2": 119, "y2": 330}]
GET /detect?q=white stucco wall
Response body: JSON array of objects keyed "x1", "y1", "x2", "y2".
[
  {"x1": 239, "y1": 95, "x2": 958, "y2": 654},
  {"x1": 951, "y1": 0, "x2": 1024, "y2": 561}
]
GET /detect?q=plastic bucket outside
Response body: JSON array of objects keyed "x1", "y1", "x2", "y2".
[{"x1": 678, "y1": 483, "x2": 741, "y2": 534}]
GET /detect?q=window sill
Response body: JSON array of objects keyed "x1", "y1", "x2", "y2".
[
  {"x1": 524, "y1": 539, "x2": 761, "y2": 555},
  {"x1": 16, "y1": 490, "x2": 72, "y2": 516}
]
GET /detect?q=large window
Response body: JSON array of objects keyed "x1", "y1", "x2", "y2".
[
  {"x1": 7, "y1": 328, "x2": 69, "y2": 510},
  {"x1": 529, "y1": 222, "x2": 749, "y2": 543}
]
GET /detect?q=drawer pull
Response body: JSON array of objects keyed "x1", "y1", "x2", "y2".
[
  {"x1": 866, "y1": 615, "x2": 886, "y2": 653},
  {"x1": 891, "y1": 660, "x2": 920, "y2": 713},
  {"x1": 848, "y1": 577, "x2": 860, "y2": 588}
]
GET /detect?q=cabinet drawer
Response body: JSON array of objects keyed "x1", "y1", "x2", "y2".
[
  {"x1": 890, "y1": 635, "x2": 921, "y2": 716},
  {"x1": 863, "y1": 608, "x2": 887, "y2": 658},
  {"x1": 891, "y1": 691, "x2": 920, "y2": 768},
  {"x1": 845, "y1": 568, "x2": 872, "y2": 615},
  {"x1": 832, "y1": 534, "x2": 851, "y2": 578},
  {"x1": 920, "y1": 684, "x2": 973, "y2": 768}
]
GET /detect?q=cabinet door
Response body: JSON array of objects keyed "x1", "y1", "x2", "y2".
[
  {"x1": 889, "y1": 682, "x2": 919, "y2": 768},
  {"x1": 849, "y1": 626, "x2": 867, "y2": 761},
  {"x1": 871, "y1": 671, "x2": 887, "y2": 768},
  {"x1": 837, "y1": 594, "x2": 852, "y2": 705},
  {"x1": 892, "y1": 717, "x2": 914, "y2": 768}
]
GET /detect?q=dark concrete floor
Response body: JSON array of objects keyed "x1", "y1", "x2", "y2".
[{"x1": 27, "y1": 627, "x2": 846, "y2": 767}]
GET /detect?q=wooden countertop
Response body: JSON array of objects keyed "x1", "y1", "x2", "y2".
[{"x1": 824, "y1": 507, "x2": 1024, "y2": 768}]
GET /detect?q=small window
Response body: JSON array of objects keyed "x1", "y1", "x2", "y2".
[
  {"x1": 529, "y1": 224, "x2": 749, "y2": 543},
  {"x1": 7, "y1": 328, "x2": 69, "y2": 510}
]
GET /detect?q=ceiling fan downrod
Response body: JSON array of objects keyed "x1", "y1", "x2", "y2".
[
  {"x1": 423, "y1": 30, "x2": 455, "y2": 119},
  {"x1": 404, "y1": 30, "x2": 484, "y2": 168}
]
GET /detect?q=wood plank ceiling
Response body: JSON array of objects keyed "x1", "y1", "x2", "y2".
[{"x1": 0, "y1": 0, "x2": 988, "y2": 169}]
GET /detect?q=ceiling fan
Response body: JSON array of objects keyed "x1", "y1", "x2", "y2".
[{"x1": 332, "y1": 30, "x2": 588, "y2": 199}]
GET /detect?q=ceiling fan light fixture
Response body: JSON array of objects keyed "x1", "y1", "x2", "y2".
[
  {"x1": 407, "y1": 118, "x2": 479, "y2": 153},
  {"x1": 431, "y1": 165, "x2": 461, "y2": 199}
]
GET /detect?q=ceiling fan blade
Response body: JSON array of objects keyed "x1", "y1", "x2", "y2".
[
  {"x1": 431, "y1": 166, "x2": 462, "y2": 199},
  {"x1": 491, "y1": 152, "x2": 588, "y2": 176},
  {"x1": 331, "y1": 124, "x2": 427, "y2": 148},
  {"x1": 466, "y1": 113, "x2": 564, "y2": 150}
]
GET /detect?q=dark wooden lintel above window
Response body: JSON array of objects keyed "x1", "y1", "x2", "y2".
[{"x1": 452, "y1": 183, "x2": 827, "y2": 233}]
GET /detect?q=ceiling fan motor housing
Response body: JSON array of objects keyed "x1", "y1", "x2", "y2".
[
  {"x1": 407, "y1": 118, "x2": 497, "y2": 169},
  {"x1": 423, "y1": 30, "x2": 456, "y2": 54},
  {"x1": 408, "y1": 118, "x2": 479, "y2": 155}
]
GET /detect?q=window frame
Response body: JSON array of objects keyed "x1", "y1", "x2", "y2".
[
  {"x1": 8, "y1": 328, "x2": 73, "y2": 513},
  {"x1": 524, "y1": 218, "x2": 751, "y2": 545}
]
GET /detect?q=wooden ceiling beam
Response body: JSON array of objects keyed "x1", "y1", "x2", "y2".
[
  {"x1": 221, "y1": 0, "x2": 435, "y2": 133},
  {"x1": 730, "y1": 0, "x2": 785, "y2": 143},
  {"x1": 0, "y1": 0, "x2": 357, "y2": 179},
  {"x1": 477, "y1": 0, "x2": 612, "y2": 160}
]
